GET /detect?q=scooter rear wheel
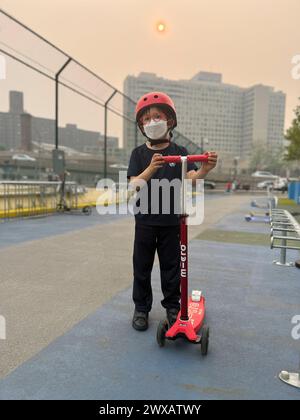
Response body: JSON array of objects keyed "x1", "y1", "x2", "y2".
[
  {"x1": 157, "y1": 320, "x2": 168, "y2": 347},
  {"x1": 200, "y1": 325, "x2": 209, "y2": 356}
]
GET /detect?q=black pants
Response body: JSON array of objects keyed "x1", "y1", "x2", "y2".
[{"x1": 133, "y1": 223, "x2": 181, "y2": 313}]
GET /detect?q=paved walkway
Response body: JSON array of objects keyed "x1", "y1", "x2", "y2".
[{"x1": 0, "y1": 193, "x2": 299, "y2": 399}]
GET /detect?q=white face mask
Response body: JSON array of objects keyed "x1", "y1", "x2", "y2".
[{"x1": 143, "y1": 119, "x2": 169, "y2": 140}]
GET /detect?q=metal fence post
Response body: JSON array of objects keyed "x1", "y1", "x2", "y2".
[
  {"x1": 55, "y1": 58, "x2": 72, "y2": 150},
  {"x1": 104, "y1": 90, "x2": 117, "y2": 179}
]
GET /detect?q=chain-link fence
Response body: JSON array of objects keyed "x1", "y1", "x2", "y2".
[{"x1": 0, "y1": 8, "x2": 202, "y2": 191}]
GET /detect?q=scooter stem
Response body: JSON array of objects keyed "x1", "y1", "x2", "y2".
[
  {"x1": 161, "y1": 154, "x2": 209, "y2": 321},
  {"x1": 180, "y1": 214, "x2": 189, "y2": 320},
  {"x1": 180, "y1": 157, "x2": 189, "y2": 320}
]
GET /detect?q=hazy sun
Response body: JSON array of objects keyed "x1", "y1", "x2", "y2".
[{"x1": 156, "y1": 22, "x2": 166, "y2": 33}]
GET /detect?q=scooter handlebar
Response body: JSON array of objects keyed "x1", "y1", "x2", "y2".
[
  {"x1": 187, "y1": 154, "x2": 209, "y2": 163},
  {"x1": 162, "y1": 154, "x2": 209, "y2": 164}
]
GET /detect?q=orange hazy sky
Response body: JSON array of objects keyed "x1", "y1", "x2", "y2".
[{"x1": 0, "y1": 0, "x2": 299, "y2": 133}]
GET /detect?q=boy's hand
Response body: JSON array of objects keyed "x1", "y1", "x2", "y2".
[
  {"x1": 201, "y1": 151, "x2": 218, "y2": 173},
  {"x1": 149, "y1": 153, "x2": 165, "y2": 173}
]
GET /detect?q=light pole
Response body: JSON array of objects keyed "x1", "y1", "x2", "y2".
[{"x1": 233, "y1": 156, "x2": 240, "y2": 180}]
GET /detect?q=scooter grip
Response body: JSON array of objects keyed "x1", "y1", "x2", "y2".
[
  {"x1": 161, "y1": 154, "x2": 209, "y2": 163},
  {"x1": 187, "y1": 154, "x2": 209, "y2": 163},
  {"x1": 162, "y1": 156, "x2": 182, "y2": 163}
]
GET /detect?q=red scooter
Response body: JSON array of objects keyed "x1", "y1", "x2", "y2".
[{"x1": 156, "y1": 154, "x2": 210, "y2": 356}]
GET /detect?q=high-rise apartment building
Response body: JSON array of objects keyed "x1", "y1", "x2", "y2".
[{"x1": 124, "y1": 71, "x2": 286, "y2": 171}]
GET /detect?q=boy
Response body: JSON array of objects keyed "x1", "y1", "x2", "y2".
[{"x1": 127, "y1": 91, "x2": 217, "y2": 331}]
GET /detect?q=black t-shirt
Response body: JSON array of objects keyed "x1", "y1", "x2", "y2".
[{"x1": 127, "y1": 142, "x2": 198, "y2": 226}]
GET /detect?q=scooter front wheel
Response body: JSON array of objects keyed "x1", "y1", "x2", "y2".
[
  {"x1": 200, "y1": 325, "x2": 209, "y2": 356},
  {"x1": 157, "y1": 320, "x2": 168, "y2": 347}
]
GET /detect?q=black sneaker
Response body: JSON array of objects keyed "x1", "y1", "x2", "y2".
[
  {"x1": 166, "y1": 308, "x2": 179, "y2": 326},
  {"x1": 132, "y1": 310, "x2": 149, "y2": 331}
]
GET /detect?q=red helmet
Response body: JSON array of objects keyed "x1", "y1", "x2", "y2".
[{"x1": 135, "y1": 91, "x2": 177, "y2": 132}]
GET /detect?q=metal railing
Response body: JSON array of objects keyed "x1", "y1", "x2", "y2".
[
  {"x1": 270, "y1": 208, "x2": 300, "y2": 266},
  {"x1": 270, "y1": 207, "x2": 300, "y2": 389},
  {"x1": 0, "y1": 180, "x2": 135, "y2": 220},
  {"x1": 0, "y1": 180, "x2": 78, "y2": 220}
]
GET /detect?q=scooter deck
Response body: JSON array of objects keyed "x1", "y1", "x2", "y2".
[{"x1": 165, "y1": 296, "x2": 206, "y2": 343}]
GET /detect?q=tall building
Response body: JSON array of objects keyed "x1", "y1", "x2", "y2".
[
  {"x1": 242, "y1": 85, "x2": 286, "y2": 157},
  {"x1": 123, "y1": 71, "x2": 286, "y2": 170},
  {"x1": 9, "y1": 90, "x2": 24, "y2": 114},
  {"x1": 20, "y1": 113, "x2": 32, "y2": 151},
  {"x1": 0, "y1": 91, "x2": 23, "y2": 150},
  {"x1": 0, "y1": 91, "x2": 124, "y2": 161}
]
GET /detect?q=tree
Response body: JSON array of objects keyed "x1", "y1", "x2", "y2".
[
  {"x1": 285, "y1": 98, "x2": 300, "y2": 161},
  {"x1": 264, "y1": 146, "x2": 286, "y2": 174},
  {"x1": 249, "y1": 143, "x2": 287, "y2": 175},
  {"x1": 249, "y1": 144, "x2": 267, "y2": 172}
]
